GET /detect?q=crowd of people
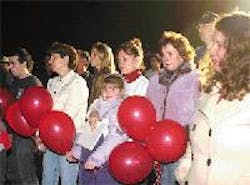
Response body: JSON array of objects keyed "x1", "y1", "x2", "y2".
[{"x1": 0, "y1": 10, "x2": 250, "y2": 185}]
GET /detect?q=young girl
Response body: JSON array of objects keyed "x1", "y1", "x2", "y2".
[{"x1": 70, "y1": 74, "x2": 128, "y2": 185}]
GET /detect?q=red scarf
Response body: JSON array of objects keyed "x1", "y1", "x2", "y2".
[{"x1": 124, "y1": 69, "x2": 141, "y2": 83}]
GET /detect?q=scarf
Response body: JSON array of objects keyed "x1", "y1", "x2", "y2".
[
  {"x1": 124, "y1": 69, "x2": 141, "y2": 83},
  {"x1": 159, "y1": 62, "x2": 192, "y2": 87}
]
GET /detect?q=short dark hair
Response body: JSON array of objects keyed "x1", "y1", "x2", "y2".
[
  {"x1": 47, "y1": 42, "x2": 77, "y2": 70},
  {"x1": 77, "y1": 49, "x2": 90, "y2": 61},
  {"x1": 197, "y1": 11, "x2": 219, "y2": 25},
  {"x1": 9, "y1": 47, "x2": 34, "y2": 72}
]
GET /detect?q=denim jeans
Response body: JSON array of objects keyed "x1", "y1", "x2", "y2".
[
  {"x1": 161, "y1": 162, "x2": 178, "y2": 185},
  {"x1": 42, "y1": 150, "x2": 79, "y2": 185}
]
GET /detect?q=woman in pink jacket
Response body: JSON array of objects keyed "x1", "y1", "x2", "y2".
[
  {"x1": 146, "y1": 31, "x2": 200, "y2": 185},
  {"x1": 176, "y1": 11, "x2": 250, "y2": 185}
]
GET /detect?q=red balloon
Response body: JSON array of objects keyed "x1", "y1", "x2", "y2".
[
  {"x1": 39, "y1": 110, "x2": 76, "y2": 154},
  {"x1": 118, "y1": 96, "x2": 156, "y2": 141},
  {"x1": 145, "y1": 119, "x2": 188, "y2": 163},
  {"x1": 109, "y1": 141, "x2": 153, "y2": 184},
  {"x1": 19, "y1": 86, "x2": 53, "y2": 128},
  {"x1": 0, "y1": 87, "x2": 15, "y2": 118},
  {"x1": 5, "y1": 102, "x2": 36, "y2": 137}
]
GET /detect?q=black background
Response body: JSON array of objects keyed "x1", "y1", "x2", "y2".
[{"x1": 1, "y1": 0, "x2": 249, "y2": 71}]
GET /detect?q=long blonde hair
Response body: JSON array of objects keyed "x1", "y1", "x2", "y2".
[{"x1": 91, "y1": 42, "x2": 116, "y2": 73}]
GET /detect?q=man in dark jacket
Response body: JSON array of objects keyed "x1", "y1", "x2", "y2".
[{"x1": 6, "y1": 48, "x2": 41, "y2": 185}]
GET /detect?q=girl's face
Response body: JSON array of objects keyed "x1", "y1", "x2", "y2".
[
  {"x1": 118, "y1": 49, "x2": 138, "y2": 75},
  {"x1": 90, "y1": 48, "x2": 102, "y2": 70},
  {"x1": 208, "y1": 29, "x2": 227, "y2": 71},
  {"x1": 102, "y1": 83, "x2": 122, "y2": 100},
  {"x1": 161, "y1": 43, "x2": 184, "y2": 71}
]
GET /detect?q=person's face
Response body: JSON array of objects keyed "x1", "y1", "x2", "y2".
[
  {"x1": 76, "y1": 57, "x2": 88, "y2": 75},
  {"x1": 44, "y1": 56, "x2": 53, "y2": 74},
  {"x1": 197, "y1": 23, "x2": 215, "y2": 45},
  {"x1": 48, "y1": 53, "x2": 68, "y2": 74},
  {"x1": 161, "y1": 43, "x2": 184, "y2": 71},
  {"x1": 9, "y1": 56, "x2": 26, "y2": 78},
  {"x1": 90, "y1": 49, "x2": 101, "y2": 70},
  {"x1": 102, "y1": 83, "x2": 122, "y2": 100},
  {"x1": 118, "y1": 49, "x2": 138, "y2": 75},
  {"x1": 150, "y1": 57, "x2": 161, "y2": 71},
  {"x1": 208, "y1": 29, "x2": 227, "y2": 71}
]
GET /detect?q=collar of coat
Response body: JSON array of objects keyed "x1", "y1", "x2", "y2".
[{"x1": 159, "y1": 62, "x2": 192, "y2": 86}]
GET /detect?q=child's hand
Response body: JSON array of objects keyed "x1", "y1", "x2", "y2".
[
  {"x1": 84, "y1": 159, "x2": 97, "y2": 170},
  {"x1": 89, "y1": 111, "x2": 100, "y2": 132},
  {"x1": 65, "y1": 151, "x2": 78, "y2": 163}
]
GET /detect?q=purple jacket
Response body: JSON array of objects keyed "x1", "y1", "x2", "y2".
[
  {"x1": 146, "y1": 70, "x2": 200, "y2": 126},
  {"x1": 87, "y1": 98, "x2": 129, "y2": 167}
]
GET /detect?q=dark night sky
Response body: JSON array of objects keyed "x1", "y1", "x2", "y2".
[{"x1": 1, "y1": 0, "x2": 249, "y2": 71}]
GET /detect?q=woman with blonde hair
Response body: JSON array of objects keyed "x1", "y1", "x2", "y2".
[{"x1": 89, "y1": 41, "x2": 116, "y2": 104}]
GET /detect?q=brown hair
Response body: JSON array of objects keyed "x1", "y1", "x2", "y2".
[
  {"x1": 9, "y1": 47, "x2": 34, "y2": 72},
  {"x1": 201, "y1": 11, "x2": 250, "y2": 101},
  {"x1": 117, "y1": 38, "x2": 145, "y2": 70},
  {"x1": 47, "y1": 42, "x2": 77, "y2": 70},
  {"x1": 197, "y1": 11, "x2": 219, "y2": 25},
  {"x1": 103, "y1": 74, "x2": 124, "y2": 90},
  {"x1": 159, "y1": 31, "x2": 195, "y2": 65}
]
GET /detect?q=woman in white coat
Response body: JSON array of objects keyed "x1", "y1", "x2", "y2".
[{"x1": 176, "y1": 11, "x2": 250, "y2": 185}]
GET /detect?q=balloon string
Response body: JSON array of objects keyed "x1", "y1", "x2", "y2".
[{"x1": 153, "y1": 161, "x2": 162, "y2": 185}]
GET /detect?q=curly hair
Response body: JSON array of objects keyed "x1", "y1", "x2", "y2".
[
  {"x1": 158, "y1": 31, "x2": 195, "y2": 67},
  {"x1": 201, "y1": 11, "x2": 250, "y2": 101}
]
